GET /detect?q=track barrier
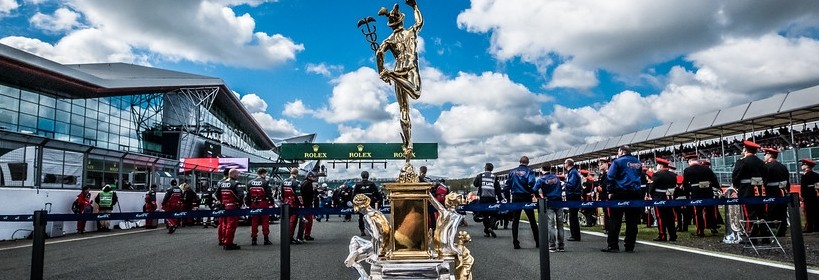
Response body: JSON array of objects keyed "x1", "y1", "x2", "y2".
[{"x1": 10, "y1": 195, "x2": 804, "y2": 280}]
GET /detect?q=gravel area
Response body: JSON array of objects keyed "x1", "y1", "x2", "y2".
[{"x1": 668, "y1": 230, "x2": 819, "y2": 269}]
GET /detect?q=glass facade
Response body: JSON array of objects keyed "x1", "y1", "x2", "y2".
[
  {"x1": 0, "y1": 82, "x2": 277, "y2": 190},
  {"x1": 0, "y1": 83, "x2": 160, "y2": 152}
]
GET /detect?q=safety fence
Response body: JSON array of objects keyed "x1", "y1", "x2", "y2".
[
  {"x1": 0, "y1": 197, "x2": 788, "y2": 222},
  {"x1": 457, "y1": 196, "x2": 790, "y2": 212},
  {"x1": 0, "y1": 206, "x2": 391, "y2": 222},
  {"x1": 8, "y1": 194, "x2": 808, "y2": 280}
]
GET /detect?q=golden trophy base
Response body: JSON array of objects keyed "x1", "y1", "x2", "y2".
[
  {"x1": 375, "y1": 183, "x2": 455, "y2": 280},
  {"x1": 384, "y1": 182, "x2": 434, "y2": 260}
]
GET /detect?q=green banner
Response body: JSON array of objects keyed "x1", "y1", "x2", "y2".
[{"x1": 279, "y1": 143, "x2": 437, "y2": 160}]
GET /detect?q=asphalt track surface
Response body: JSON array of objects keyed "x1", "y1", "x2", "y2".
[{"x1": 0, "y1": 217, "x2": 815, "y2": 280}]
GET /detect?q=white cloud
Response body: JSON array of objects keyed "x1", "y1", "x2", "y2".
[
  {"x1": 314, "y1": 67, "x2": 392, "y2": 123},
  {"x1": 420, "y1": 68, "x2": 551, "y2": 108},
  {"x1": 419, "y1": 68, "x2": 551, "y2": 145},
  {"x1": 240, "y1": 93, "x2": 267, "y2": 113},
  {"x1": 647, "y1": 66, "x2": 741, "y2": 123},
  {"x1": 631, "y1": 33, "x2": 819, "y2": 124},
  {"x1": 3, "y1": 0, "x2": 303, "y2": 67},
  {"x1": 236, "y1": 91, "x2": 300, "y2": 138},
  {"x1": 688, "y1": 33, "x2": 819, "y2": 95},
  {"x1": 283, "y1": 99, "x2": 312, "y2": 118},
  {"x1": 306, "y1": 63, "x2": 343, "y2": 77},
  {"x1": 551, "y1": 90, "x2": 655, "y2": 140},
  {"x1": 333, "y1": 103, "x2": 437, "y2": 144},
  {"x1": 323, "y1": 66, "x2": 553, "y2": 178},
  {"x1": 250, "y1": 112, "x2": 302, "y2": 139},
  {"x1": 30, "y1": 7, "x2": 81, "y2": 32},
  {"x1": 457, "y1": 0, "x2": 819, "y2": 82},
  {"x1": 0, "y1": 0, "x2": 18, "y2": 16},
  {"x1": 1, "y1": 30, "x2": 147, "y2": 64},
  {"x1": 546, "y1": 62, "x2": 598, "y2": 90}
]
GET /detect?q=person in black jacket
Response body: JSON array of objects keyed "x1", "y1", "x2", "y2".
[
  {"x1": 339, "y1": 183, "x2": 354, "y2": 222},
  {"x1": 649, "y1": 158, "x2": 677, "y2": 241},
  {"x1": 762, "y1": 148, "x2": 790, "y2": 237},
  {"x1": 731, "y1": 140, "x2": 766, "y2": 240},
  {"x1": 683, "y1": 154, "x2": 721, "y2": 237},
  {"x1": 563, "y1": 159, "x2": 583, "y2": 241},
  {"x1": 181, "y1": 179, "x2": 198, "y2": 226},
  {"x1": 474, "y1": 163, "x2": 503, "y2": 238},
  {"x1": 299, "y1": 172, "x2": 318, "y2": 241},
  {"x1": 800, "y1": 159, "x2": 818, "y2": 233},
  {"x1": 353, "y1": 171, "x2": 380, "y2": 236}
]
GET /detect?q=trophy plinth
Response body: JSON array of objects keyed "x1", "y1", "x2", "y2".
[{"x1": 371, "y1": 259, "x2": 453, "y2": 280}]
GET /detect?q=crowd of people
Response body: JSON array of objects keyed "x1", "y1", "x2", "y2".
[
  {"x1": 69, "y1": 137, "x2": 818, "y2": 255},
  {"x1": 636, "y1": 124, "x2": 819, "y2": 164},
  {"x1": 476, "y1": 140, "x2": 819, "y2": 254},
  {"x1": 128, "y1": 167, "x2": 398, "y2": 250}
]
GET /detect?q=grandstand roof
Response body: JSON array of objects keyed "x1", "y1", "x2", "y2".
[
  {"x1": 506, "y1": 83, "x2": 819, "y2": 172},
  {"x1": 0, "y1": 43, "x2": 274, "y2": 149}
]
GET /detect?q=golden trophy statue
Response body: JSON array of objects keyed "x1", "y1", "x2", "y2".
[
  {"x1": 454, "y1": 231, "x2": 474, "y2": 280},
  {"x1": 428, "y1": 193, "x2": 465, "y2": 258},
  {"x1": 360, "y1": 0, "x2": 423, "y2": 183},
  {"x1": 345, "y1": 194, "x2": 392, "y2": 280},
  {"x1": 350, "y1": 1, "x2": 473, "y2": 279}
]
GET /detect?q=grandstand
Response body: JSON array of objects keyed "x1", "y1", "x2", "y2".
[{"x1": 499, "y1": 84, "x2": 819, "y2": 186}]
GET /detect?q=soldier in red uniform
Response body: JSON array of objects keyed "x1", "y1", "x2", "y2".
[
  {"x1": 683, "y1": 153, "x2": 721, "y2": 237},
  {"x1": 247, "y1": 168, "x2": 273, "y2": 245},
  {"x1": 162, "y1": 180, "x2": 183, "y2": 234},
  {"x1": 673, "y1": 173, "x2": 692, "y2": 232},
  {"x1": 801, "y1": 159, "x2": 818, "y2": 233},
  {"x1": 76, "y1": 186, "x2": 92, "y2": 234},
  {"x1": 597, "y1": 159, "x2": 611, "y2": 234},
  {"x1": 216, "y1": 169, "x2": 244, "y2": 250},
  {"x1": 732, "y1": 140, "x2": 766, "y2": 240},
  {"x1": 144, "y1": 184, "x2": 158, "y2": 229},
  {"x1": 649, "y1": 158, "x2": 677, "y2": 241},
  {"x1": 762, "y1": 148, "x2": 790, "y2": 236}
]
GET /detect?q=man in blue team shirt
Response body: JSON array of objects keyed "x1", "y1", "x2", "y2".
[
  {"x1": 602, "y1": 145, "x2": 643, "y2": 253},
  {"x1": 563, "y1": 158, "x2": 582, "y2": 241},
  {"x1": 535, "y1": 163, "x2": 565, "y2": 252},
  {"x1": 504, "y1": 156, "x2": 539, "y2": 249}
]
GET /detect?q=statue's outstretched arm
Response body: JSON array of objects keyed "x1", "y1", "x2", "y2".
[{"x1": 407, "y1": 0, "x2": 422, "y2": 31}]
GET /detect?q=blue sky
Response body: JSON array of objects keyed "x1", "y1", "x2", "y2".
[{"x1": 2, "y1": 0, "x2": 819, "y2": 179}]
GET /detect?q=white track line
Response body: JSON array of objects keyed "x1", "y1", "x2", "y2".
[
  {"x1": 519, "y1": 219, "x2": 818, "y2": 274},
  {"x1": 581, "y1": 229, "x2": 819, "y2": 275},
  {"x1": 0, "y1": 228, "x2": 160, "y2": 251}
]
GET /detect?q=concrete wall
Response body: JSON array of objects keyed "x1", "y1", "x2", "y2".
[{"x1": 0, "y1": 188, "x2": 165, "y2": 240}]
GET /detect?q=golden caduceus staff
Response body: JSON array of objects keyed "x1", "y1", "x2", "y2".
[
  {"x1": 359, "y1": 0, "x2": 423, "y2": 183},
  {"x1": 357, "y1": 16, "x2": 379, "y2": 52}
]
